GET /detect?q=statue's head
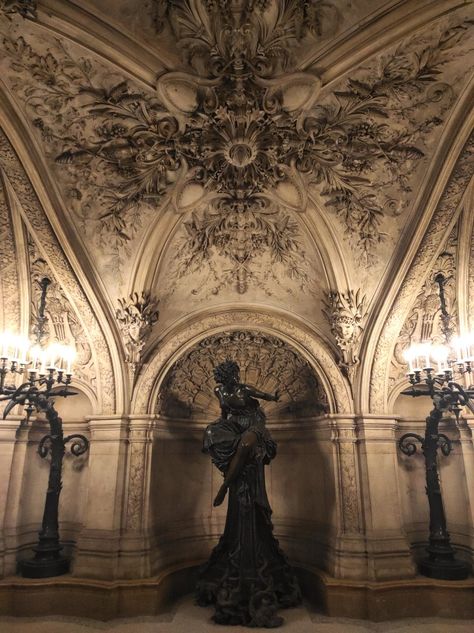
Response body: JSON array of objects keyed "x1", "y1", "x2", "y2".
[{"x1": 213, "y1": 360, "x2": 240, "y2": 385}]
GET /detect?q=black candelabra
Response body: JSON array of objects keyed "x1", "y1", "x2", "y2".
[
  {"x1": 399, "y1": 273, "x2": 472, "y2": 580},
  {"x1": 0, "y1": 277, "x2": 88, "y2": 578}
]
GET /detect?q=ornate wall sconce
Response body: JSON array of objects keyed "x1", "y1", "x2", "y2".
[
  {"x1": 399, "y1": 273, "x2": 472, "y2": 580},
  {"x1": 0, "y1": 277, "x2": 88, "y2": 578}
]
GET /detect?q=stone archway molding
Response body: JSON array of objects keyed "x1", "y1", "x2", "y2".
[{"x1": 131, "y1": 308, "x2": 352, "y2": 415}]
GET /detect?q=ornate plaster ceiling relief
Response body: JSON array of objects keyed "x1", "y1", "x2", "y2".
[
  {"x1": 0, "y1": 0, "x2": 36, "y2": 20},
  {"x1": 157, "y1": 330, "x2": 328, "y2": 421},
  {"x1": 389, "y1": 225, "x2": 458, "y2": 401},
  {"x1": 1, "y1": 2, "x2": 471, "y2": 311}
]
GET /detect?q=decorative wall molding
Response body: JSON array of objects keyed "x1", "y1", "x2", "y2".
[
  {"x1": 331, "y1": 420, "x2": 361, "y2": 534},
  {"x1": 0, "y1": 173, "x2": 21, "y2": 332},
  {"x1": 0, "y1": 129, "x2": 116, "y2": 412},
  {"x1": 158, "y1": 329, "x2": 328, "y2": 419},
  {"x1": 369, "y1": 132, "x2": 474, "y2": 413},
  {"x1": 132, "y1": 309, "x2": 351, "y2": 415}
]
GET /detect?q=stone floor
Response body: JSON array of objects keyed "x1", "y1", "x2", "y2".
[{"x1": 0, "y1": 596, "x2": 473, "y2": 633}]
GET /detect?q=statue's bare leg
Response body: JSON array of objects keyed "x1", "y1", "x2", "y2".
[{"x1": 213, "y1": 430, "x2": 258, "y2": 507}]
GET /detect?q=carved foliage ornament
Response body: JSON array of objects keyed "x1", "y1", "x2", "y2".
[
  {"x1": 116, "y1": 292, "x2": 159, "y2": 366},
  {"x1": 0, "y1": 0, "x2": 36, "y2": 19},
  {"x1": 1, "y1": 2, "x2": 472, "y2": 289},
  {"x1": 157, "y1": 329, "x2": 328, "y2": 419},
  {"x1": 323, "y1": 289, "x2": 367, "y2": 378}
]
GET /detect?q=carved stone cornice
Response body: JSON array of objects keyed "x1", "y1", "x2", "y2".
[
  {"x1": 132, "y1": 309, "x2": 352, "y2": 415},
  {"x1": 369, "y1": 131, "x2": 474, "y2": 413}
]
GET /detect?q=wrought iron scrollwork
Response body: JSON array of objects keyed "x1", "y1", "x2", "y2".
[
  {"x1": 64, "y1": 434, "x2": 89, "y2": 456},
  {"x1": 437, "y1": 433, "x2": 452, "y2": 456},
  {"x1": 38, "y1": 434, "x2": 54, "y2": 458},
  {"x1": 398, "y1": 432, "x2": 423, "y2": 456}
]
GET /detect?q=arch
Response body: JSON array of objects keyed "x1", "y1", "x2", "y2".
[
  {"x1": 132, "y1": 308, "x2": 352, "y2": 415},
  {"x1": 0, "y1": 84, "x2": 127, "y2": 413},
  {"x1": 359, "y1": 79, "x2": 474, "y2": 414}
]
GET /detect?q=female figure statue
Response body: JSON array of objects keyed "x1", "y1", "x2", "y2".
[{"x1": 196, "y1": 360, "x2": 301, "y2": 627}]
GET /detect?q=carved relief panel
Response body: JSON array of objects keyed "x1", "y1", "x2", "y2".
[{"x1": 157, "y1": 330, "x2": 328, "y2": 420}]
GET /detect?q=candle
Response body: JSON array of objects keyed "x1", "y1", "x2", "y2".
[
  {"x1": 403, "y1": 347, "x2": 414, "y2": 373},
  {"x1": 431, "y1": 345, "x2": 448, "y2": 373},
  {"x1": 63, "y1": 347, "x2": 76, "y2": 374},
  {"x1": 1, "y1": 331, "x2": 11, "y2": 359},
  {"x1": 39, "y1": 350, "x2": 47, "y2": 375}
]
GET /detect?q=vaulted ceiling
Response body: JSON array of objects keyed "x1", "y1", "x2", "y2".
[{"x1": 0, "y1": 0, "x2": 473, "y2": 415}]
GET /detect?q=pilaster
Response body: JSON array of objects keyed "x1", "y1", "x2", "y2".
[
  {"x1": 0, "y1": 416, "x2": 27, "y2": 577},
  {"x1": 72, "y1": 415, "x2": 128, "y2": 579},
  {"x1": 327, "y1": 415, "x2": 367, "y2": 579},
  {"x1": 457, "y1": 415, "x2": 474, "y2": 566},
  {"x1": 357, "y1": 415, "x2": 416, "y2": 580}
]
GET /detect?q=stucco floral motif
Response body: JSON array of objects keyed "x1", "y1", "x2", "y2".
[
  {"x1": 0, "y1": 0, "x2": 36, "y2": 19},
  {"x1": 172, "y1": 209, "x2": 309, "y2": 295},
  {"x1": 158, "y1": 330, "x2": 328, "y2": 419},
  {"x1": 0, "y1": 4, "x2": 471, "y2": 290},
  {"x1": 0, "y1": 181, "x2": 21, "y2": 332}
]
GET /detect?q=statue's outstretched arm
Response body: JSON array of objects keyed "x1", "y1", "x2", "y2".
[{"x1": 244, "y1": 385, "x2": 279, "y2": 402}]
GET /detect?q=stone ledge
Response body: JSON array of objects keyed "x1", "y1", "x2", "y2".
[
  {"x1": 298, "y1": 566, "x2": 474, "y2": 621},
  {"x1": 0, "y1": 563, "x2": 473, "y2": 621}
]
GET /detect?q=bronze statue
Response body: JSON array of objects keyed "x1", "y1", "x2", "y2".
[{"x1": 196, "y1": 360, "x2": 301, "y2": 627}]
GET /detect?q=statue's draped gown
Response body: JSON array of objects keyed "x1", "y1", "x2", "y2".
[{"x1": 196, "y1": 385, "x2": 301, "y2": 628}]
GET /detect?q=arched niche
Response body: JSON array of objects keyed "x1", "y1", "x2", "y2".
[
  {"x1": 141, "y1": 312, "x2": 348, "y2": 575},
  {"x1": 132, "y1": 309, "x2": 352, "y2": 416},
  {"x1": 157, "y1": 330, "x2": 329, "y2": 422}
]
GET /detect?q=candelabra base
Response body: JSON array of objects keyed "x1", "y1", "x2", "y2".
[
  {"x1": 419, "y1": 556, "x2": 470, "y2": 581},
  {"x1": 20, "y1": 556, "x2": 70, "y2": 579}
]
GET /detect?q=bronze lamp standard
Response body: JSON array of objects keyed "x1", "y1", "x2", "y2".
[
  {"x1": 399, "y1": 274, "x2": 472, "y2": 580},
  {"x1": 0, "y1": 277, "x2": 88, "y2": 578}
]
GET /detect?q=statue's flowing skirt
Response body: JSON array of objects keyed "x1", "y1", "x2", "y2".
[{"x1": 197, "y1": 415, "x2": 301, "y2": 628}]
